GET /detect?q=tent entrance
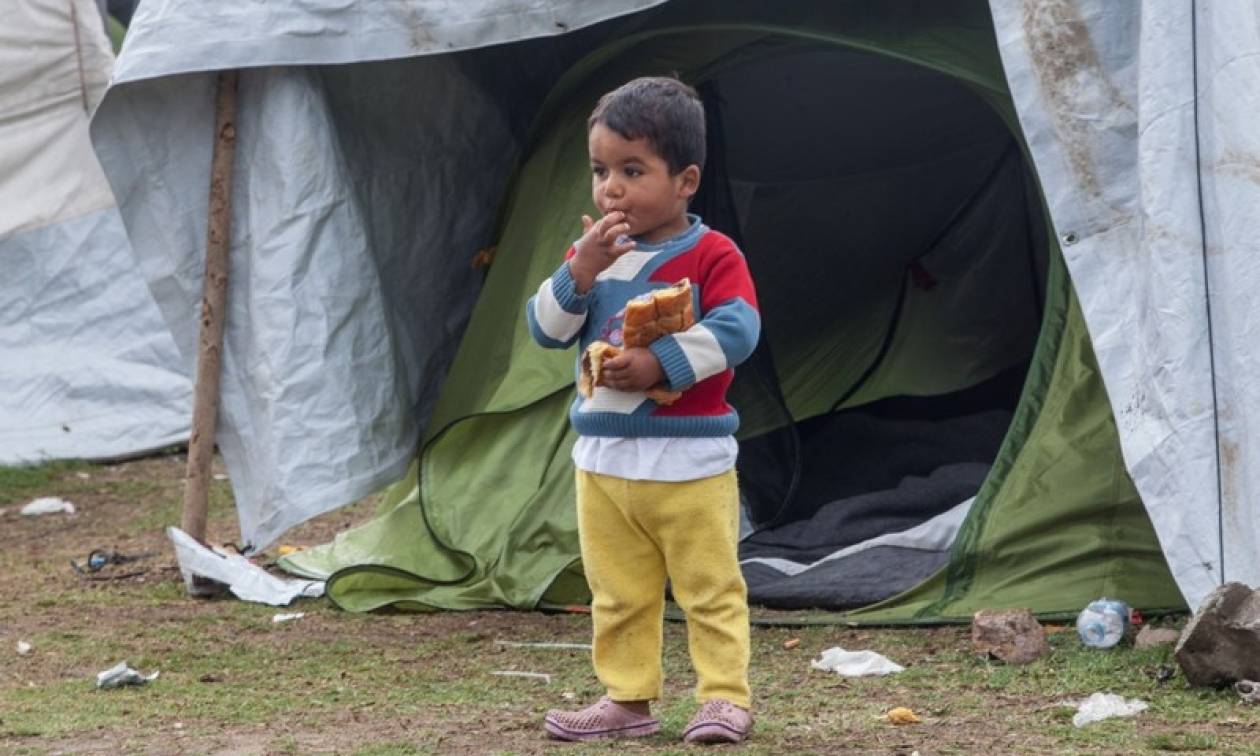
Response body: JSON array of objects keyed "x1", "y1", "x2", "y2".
[{"x1": 686, "y1": 46, "x2": 1050, "y2": 609}]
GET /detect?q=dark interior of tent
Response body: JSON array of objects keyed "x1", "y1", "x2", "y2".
[{"x1": 679, "y1": 45, "x2": 1051, "y2": 609}]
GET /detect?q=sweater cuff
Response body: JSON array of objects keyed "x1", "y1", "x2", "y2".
[
  {"x1": 650, "y1": 335, "x2": 697, "y2": 391},
  {"x1": 551, "y1": 261, "x2": 592, "y2": 313}
]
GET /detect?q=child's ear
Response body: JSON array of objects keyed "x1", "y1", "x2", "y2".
[{"x1": 678, "y1": 164, "x2": 701, "y2": 198}]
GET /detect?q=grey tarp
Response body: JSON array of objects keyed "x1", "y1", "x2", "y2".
[
  {"x1": 1, "y1": 0, "x2": 190, "y2": 464},
  {"x1": 990, "y1": 0, "x2": 1260, "y2": 606},
  {"x1": 91, "y1": 0, "x2": 669, "y2": 548}
]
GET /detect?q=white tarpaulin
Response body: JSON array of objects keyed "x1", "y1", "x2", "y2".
[
  {"x1": 0, "y1": 0, "x2": 190, "y2": 463},
  {"x1": 91, "y1": 0, "x2": 668, "y2": 549},
  {"x1": 990, "y1": 0, "x2": 1260, "y2": 606}
]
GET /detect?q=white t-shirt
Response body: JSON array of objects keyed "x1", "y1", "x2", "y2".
[{"x1": 572, "y1": 435, "x2": 738, "y2": 482}]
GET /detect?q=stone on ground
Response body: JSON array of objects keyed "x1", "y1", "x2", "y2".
[
  {"x1": 1174, "y1": 582, "x2": 1260, "y2": 687},
  {"x1": 1135, "y1": 625, "x2": 1181, "y2": 649},
  {"x1": 971, "y1": 608, "x2": 1049, "y2": 665}
]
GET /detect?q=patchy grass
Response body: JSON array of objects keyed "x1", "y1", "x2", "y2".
[
  {"x1": 1, "y1": 456, "x2": 1257, "y2": 754},
  {"x1": 0, "y1": 459, "x2": 91, "y2": 507},
  {"x1": 1148, "y1": 732, "x2": 1219, "y2": 751}
]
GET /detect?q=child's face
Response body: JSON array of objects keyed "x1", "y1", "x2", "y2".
[{"x1": 588, "y1": 123, "x2": 700, "y2": 244}]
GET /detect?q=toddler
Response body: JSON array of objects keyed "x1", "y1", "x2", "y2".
[{"x1": 526, "y1": 76, "x2": 760, "y2": 745}]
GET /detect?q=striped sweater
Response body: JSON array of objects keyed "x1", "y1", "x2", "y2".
[{"x1": 526, "y1": 216, "x2": 760, "y2": 438}]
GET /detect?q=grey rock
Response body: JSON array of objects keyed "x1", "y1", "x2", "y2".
[
  {"x1": 971, "y1": 608, "x2": 1049, "y2": 665},
  {"x1": 1134, "y1": 625, "x2": 1181, "y2": 649},
  {"x1": 1236, "y1": 680, "x2": 1260, "y2": 704},
  {"x1": 1174, "y1": 582, "x2": 1260, "y2": 687}
]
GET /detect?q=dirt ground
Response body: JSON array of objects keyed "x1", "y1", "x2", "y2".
[{"x1": 2, "y1": 455, "x2": 1258, "y2": 755}]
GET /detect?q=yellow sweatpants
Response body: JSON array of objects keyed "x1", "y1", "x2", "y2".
[{"x1": 575, "y1": 468, "x2": 751, "y2": 709}]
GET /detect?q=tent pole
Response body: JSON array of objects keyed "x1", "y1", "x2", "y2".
[{"x1": 180, "y1": 70, "x2": 239, "y2": 594}]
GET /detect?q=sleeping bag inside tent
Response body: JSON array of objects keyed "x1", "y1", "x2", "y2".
[{"x1": 281, "y1": 4, "x2": 1186, "y2": 621}]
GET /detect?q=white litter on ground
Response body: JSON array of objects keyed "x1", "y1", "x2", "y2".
[
  {"x1": 1234, "y1": 680, "x2": 1259, "y2": 704},
  {"x1": 272, "y1": 612, "x2": 306, "y2": 624},
  {"x1": 811, "y1": 647, "x2": 905, "y2": 677},
  {"x1": 167, "y1": 526, "x2": 324, "y2": 606},
  {"x1": 16, "y1": 640, "x2": 32, "y2": 655},
  {"x1": 495, "y1": 640, "x2": 591, "y2": 650},
  {"x1": 20, "y1": 497, "x2": 75, "y2": 516},
  {"x1": 96, "y1": 661, "x2": 160, "y2": 689},
  {"x1": 1069, "y1": 692, "x2": 1148, "y2": 727},
  {"x1": 490, "y1": 671, "x2": 552, "y2": 683}
]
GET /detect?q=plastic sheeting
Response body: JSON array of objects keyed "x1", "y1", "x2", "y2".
[
  {"x1": 91, "y1": 0, "x2": 668, "y2": 549},
  {"x1": 113, "y1": 0, "x2": 668, "y2": 81},
  {"x1": 989, "y1": 0, "x2": 1260, "y2": 609},
  {"x1": 0, "y1": 209, "x2": 191, "y2": 461},
  {"x1": 1, "y1": 0, "x2": 112, "y2": 237},
  {"x1": 0, "y1": 0, "x2": 190, "y2": 464}
]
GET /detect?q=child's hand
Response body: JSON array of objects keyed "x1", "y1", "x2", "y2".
[
  {"x1": 599, "y1": 347, "x2": 665, "y2": 393},
  {"x1": 569, "y1": 211, "x2": 636, "y2": 293}
]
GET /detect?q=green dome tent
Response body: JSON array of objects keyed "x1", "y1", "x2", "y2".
[{"x1": 275, "y1": 2, "x2": 1183, "y2": 622}]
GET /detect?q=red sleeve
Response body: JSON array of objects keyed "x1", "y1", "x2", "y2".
[{"x1": 698, "y1": 237, "x2": 759, "y2": 313}]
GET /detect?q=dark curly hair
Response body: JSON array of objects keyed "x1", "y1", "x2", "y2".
[{"x1": 588, "y1": 76, "x2": 706, "y2": 175}]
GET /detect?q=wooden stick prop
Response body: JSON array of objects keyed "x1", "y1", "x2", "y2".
[{"x1": 180, "y1": 70, "x2": 239, "y2": 594}]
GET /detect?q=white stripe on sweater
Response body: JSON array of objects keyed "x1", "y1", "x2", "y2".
[
  {"x1": 533, "y1": 277, "x2": 586, "y2": 343},
  {"x1": 596, "y1": 250, "x2": 657, "y2": 282},
  {"x1": 673, "y1": 324, "x2": 728, "y2": 383},
  {"x1": 578, "y1": 386, "x2": 648, "y2": 414}
]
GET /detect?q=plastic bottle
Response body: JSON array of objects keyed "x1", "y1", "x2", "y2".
[{"x1": 1076, "y1": 598, "x2": 1130, "y2": 648}]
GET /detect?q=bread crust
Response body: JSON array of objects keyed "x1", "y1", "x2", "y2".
[
  {"x1": 623, "y1": 278, "x2": 693, "y2": 349},
  {"x1": 578, "y1": 341, "x2": 620, "y2": 399},
  {"x1": 654, "y1": 280, "x2": 692, "y2": 318},
  {"x1": 622, "y1": 298, "x2": 657, "y2": 330},
  {"x1": 577, "y1": 278, "x2": 693, "y2": 406},
  {"x1": 579, "y1": 340, "x2": 683, "y2": 405}
]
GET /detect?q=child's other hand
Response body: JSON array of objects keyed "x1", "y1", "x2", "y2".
[
  {"x1": 599, "y1": 347, "x2": 665, "y2": 393},
  {"x1": 569, "y1": 211, "x2": 636, "y2": 293}
]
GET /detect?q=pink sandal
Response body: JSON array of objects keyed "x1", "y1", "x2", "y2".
[
  {"x1": 683, "y1": 699, "x2": 753, "y2": 744},
  {"x1": 544, "y1": 696, "x2": 660, "y2": 741}
]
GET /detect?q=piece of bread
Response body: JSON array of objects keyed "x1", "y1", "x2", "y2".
[
  {"x1": 644, "y1": 385, "x2": 683, "y2": 405},
  {"x1": 656, "y1": 313, "x2": 685, "y2": 333},
  {"x1": 576, "y1": 280, "x2": 694, "y2": 406},
  {"x1": 579, "y1": 341, "x2": 619, "y2": 399},
  {"x1": 654, "y1": 279, "x2": 693, "y2": 318},
  {"x1": 579, "y1": 340, "x2": 683, "y2": 405},
  {"x1": 622, "y1": 299, "x2": 658, "y2": 330},
  {"x1": 622, "y1": 278, "x2": 694, "y2": 349}
]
